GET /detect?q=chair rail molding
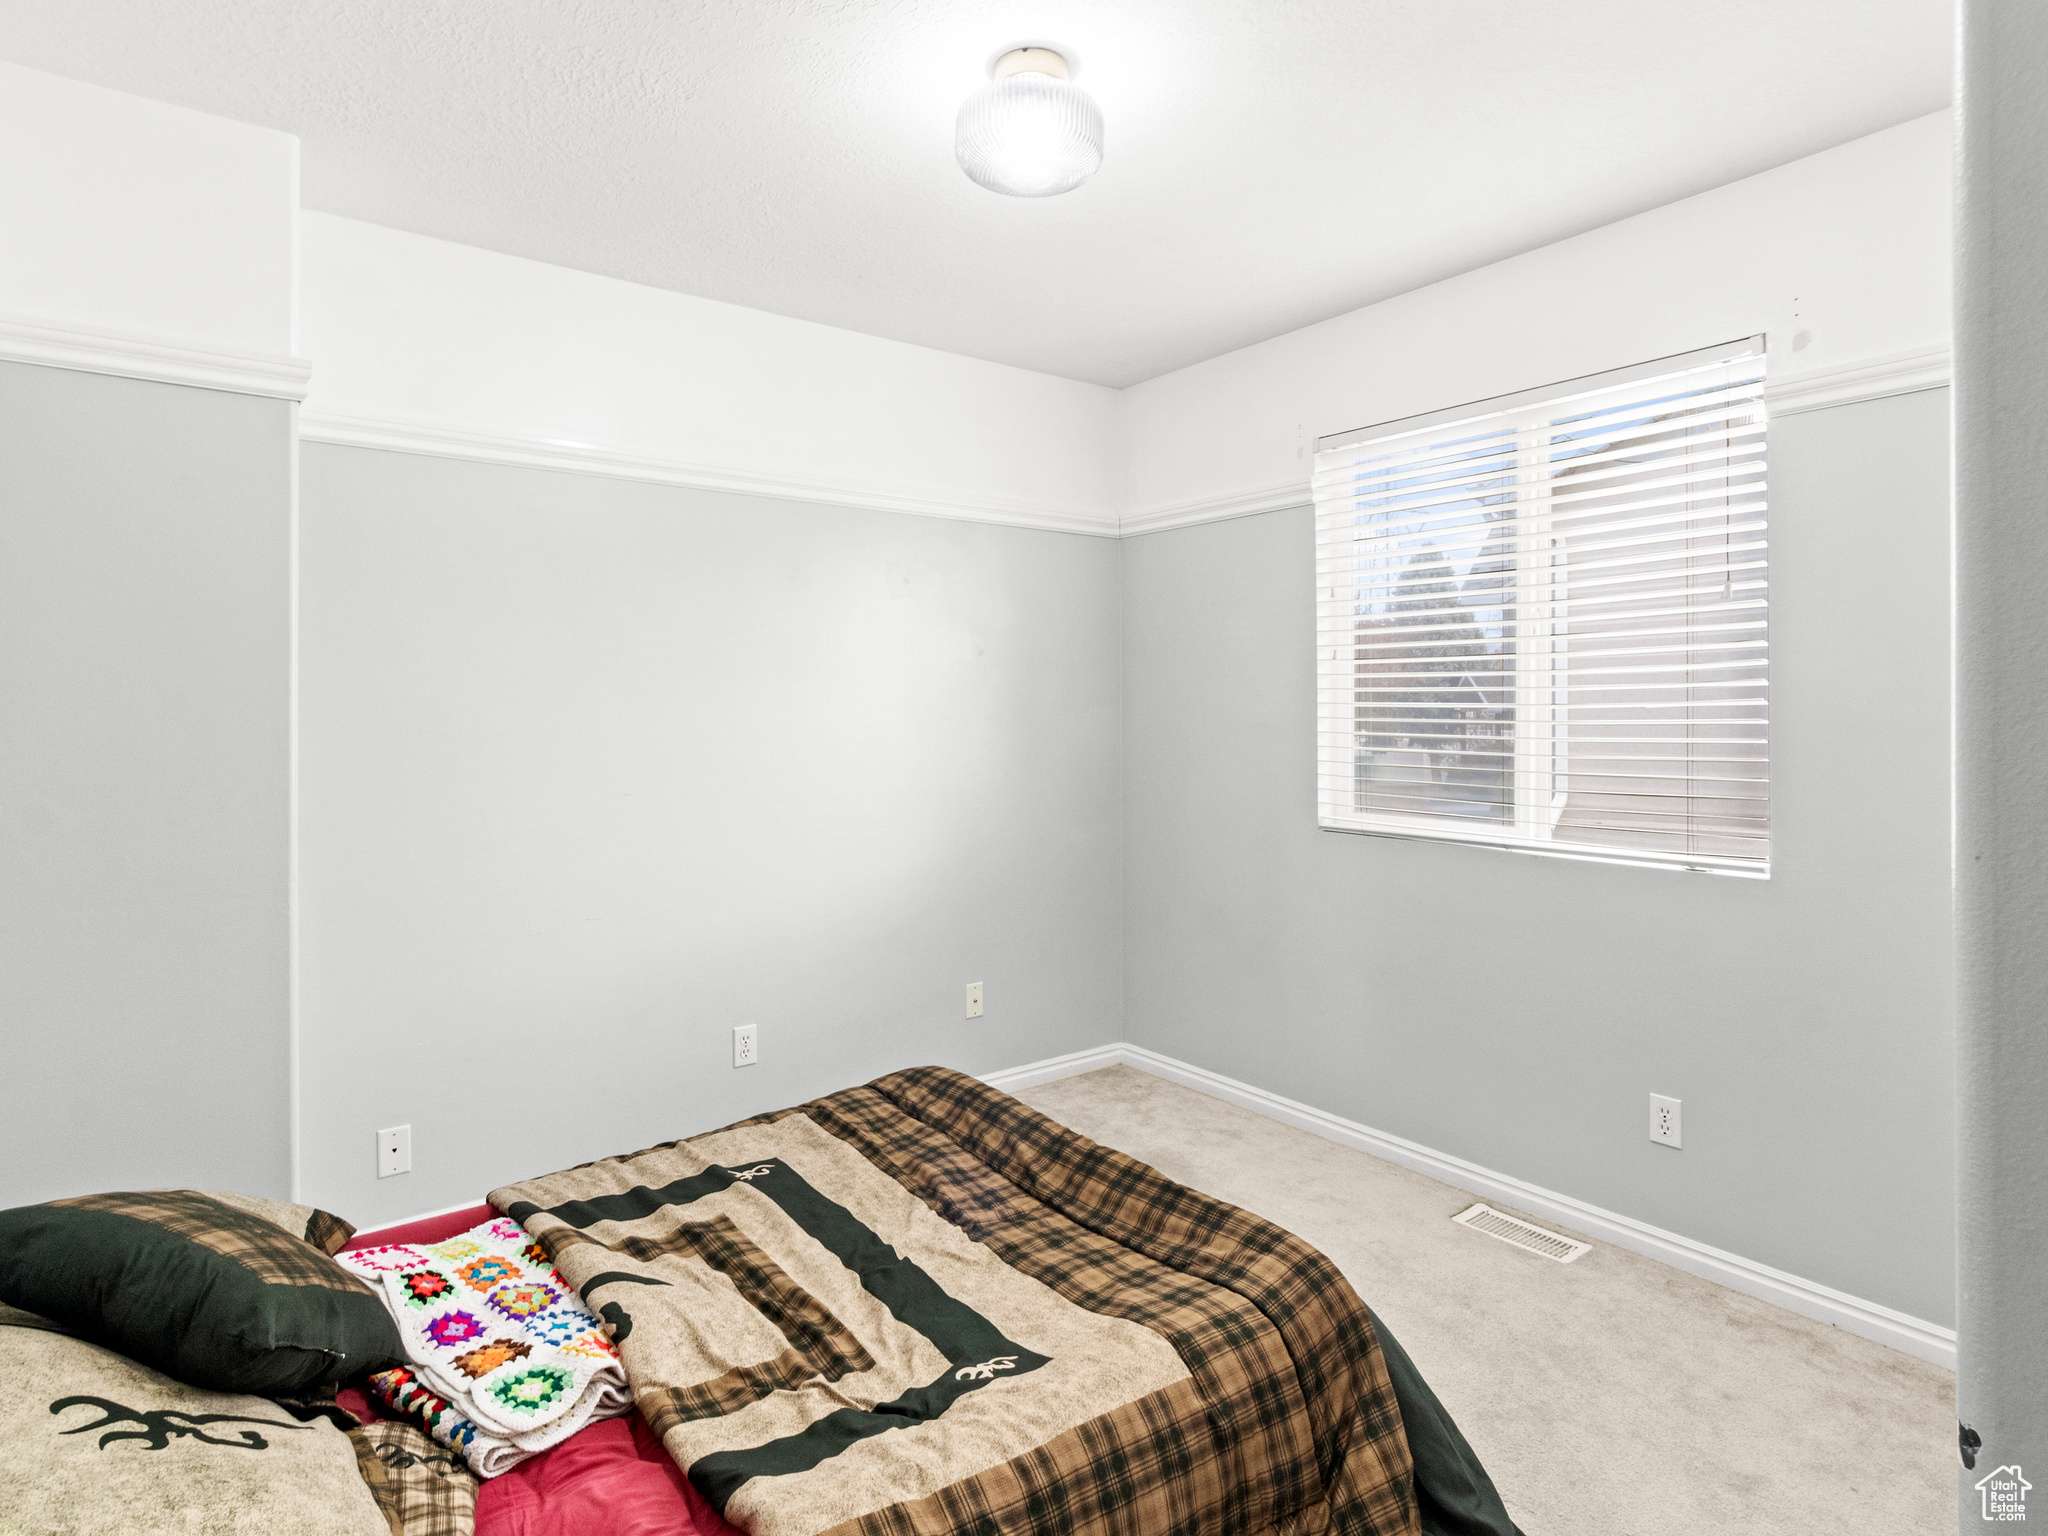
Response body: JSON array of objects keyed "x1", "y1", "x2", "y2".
[
  {"x1": 0, "y1": 311, "x2": 311, "y2": 400},
  {"x1": 297, "y1": 409, "x2": 1122, "y2": 537},
  {"x1": 1119, "y1": 481, "x2": 1313, "y2": 538},
  {"x1": 1764, "y1": 343, "x2": 1952, "y2": 417},
  {"x1": 980, "y1": 1041, "x2": 1958, "y2": 1370},
  {"x1": 1118, "y1": 342, "x2": 1953, "y2": 538}
]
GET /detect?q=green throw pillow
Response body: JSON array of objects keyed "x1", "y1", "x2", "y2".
[{"x1": 0, "y1": 1190, "x2": 405, "y2": 1396}]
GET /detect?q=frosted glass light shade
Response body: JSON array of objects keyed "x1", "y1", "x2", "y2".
[{"x1": 955, "y1": 69, "x2": 1104, "y2": 198}]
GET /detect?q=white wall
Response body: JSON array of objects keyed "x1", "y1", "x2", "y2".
[
  {"x1": 1115, "y1": 115, "x2": 1956, "y2": 1332},
  {"x1": 1956, "y1": 0, "x2": 2048, "y2": 1503},
  {"x1": 0, "y1": 64, "x2": 298, "y2": 1207},
  {"x1": 289, "y1": 213, "x2": 1133, "y2": 1222},
  {"x1": 0, "y1": 55, "x2": 1961, "y2": 1350},
  {"x1": 298, "y1": 214, "x2": 1124, "y2": 535},
  {"x1": 288, "y1": 201, "x2": 1135, "y2": 1226},
  {"x1": 297, "y1": 447, "x2": 1124, "y2": 1226},
  {"x1": 1122, "y1": 390, "x2": 1954, "y2": 1331},
  {"x1": 0, "y1": 61, "x2": 297, "y2": 358},
  {"x1": 1121, "y1": 111, "x2": 1952, "y2": 527}
]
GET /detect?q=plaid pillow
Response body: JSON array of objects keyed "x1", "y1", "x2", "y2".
[
  {"x1": 0, "y1": 1190, "x2": 404, "y2": 1396},
  {"x1": 196, "y1": 1188, "x2": 359, "y2": 1256}
]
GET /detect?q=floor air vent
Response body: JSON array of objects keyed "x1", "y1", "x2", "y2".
[{"x1": 1451, "y1": 1203, "x2": 1592, "y2": 1264}]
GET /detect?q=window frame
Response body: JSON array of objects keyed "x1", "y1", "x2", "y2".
[{"x1": 1313, "y1": 338, "x2": 1770, "y2": 877}]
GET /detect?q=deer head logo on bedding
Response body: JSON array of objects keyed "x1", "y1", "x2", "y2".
[
  {"x1": 729, "y1": 1166, "x2": 774, "y2": 1182},
  {"x1": 954, "y1": 1356, "x2": 1019, "y2": 1382},
  {"x1": 49, "y1": 1397, "x2": 308, "y2": 1452}
]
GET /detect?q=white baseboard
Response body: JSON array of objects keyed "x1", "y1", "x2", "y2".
[
  {"x1": 984, "y1": 1042, "x2": 1957, "y2": 1370},
  {"x1": 980, "y1": 1042, "x2": 1132, "y2": 1094}
]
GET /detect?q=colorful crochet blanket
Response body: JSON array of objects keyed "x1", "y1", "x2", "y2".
[{"x1": 336, "y1": 1214, "x2": 630, "y2": 1477}]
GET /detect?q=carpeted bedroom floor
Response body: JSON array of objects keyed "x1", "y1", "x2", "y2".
[{"x1": 1016, "y1": 1065, "x2": 1952, "y2": 1536}]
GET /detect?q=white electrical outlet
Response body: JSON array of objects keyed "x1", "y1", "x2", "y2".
[
  {"x1": 733, "y1": 1023, "x2": 759, "y2": 1068},
  {"x1": 1649, "y1": 1094, "x2": 1682, "y2": 1149},
  {"x1": 377, "y1": 1124, "x2": 411, "y2": 1179},
  {"x1": 965, "y1": 982, "x2": 984, "y2": 1019}
]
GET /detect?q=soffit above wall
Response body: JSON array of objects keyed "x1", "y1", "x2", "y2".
[{"x1": 0, "y1": 0, "x2": 1949, "y2": 389}]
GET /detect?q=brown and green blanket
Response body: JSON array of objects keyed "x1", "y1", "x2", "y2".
[{"x1": 492, "y1": 1068, "x2": 1435, "y2": 1536}]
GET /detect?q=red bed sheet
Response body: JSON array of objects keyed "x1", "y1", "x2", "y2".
[
  {"x1": 477, "y1": 1412, "x2": 740, "y2": 1536},
  {"x1": 344, "y1": 1206, "x2": 741, "y2": 1536}
]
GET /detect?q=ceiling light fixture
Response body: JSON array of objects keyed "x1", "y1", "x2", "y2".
[{"x1": 955, "y1": 47, "x2": 1103, "y2": 198}]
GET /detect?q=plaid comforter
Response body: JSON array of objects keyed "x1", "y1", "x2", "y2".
[{"x1": 490, "y1": 1068, "x2": 1420, "y2": 1536}]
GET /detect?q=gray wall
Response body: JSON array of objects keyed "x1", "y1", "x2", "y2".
[
  {"x1": 297, "y1": 446, "x2": 1123, "y2": 1226},
  {"x1": 0, "y1": 361, "x2": 293, "y2": 1204},
  {"x1": 2, "y1": 358, "x2": 1953, "y2": 1342},
  {"x1": 1957, "y1": 0, "x2": 2048, "y2": 1509},
  {"x1": 1122, "y1": 387, "x2": 1955, "y2": 1324}
]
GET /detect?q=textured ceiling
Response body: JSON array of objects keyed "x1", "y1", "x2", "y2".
[{"x1": 0, "y1": 1, "x2": 1950, "y2": 386}]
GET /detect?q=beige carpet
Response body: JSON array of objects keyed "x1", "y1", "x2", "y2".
[{"x1": 1015, "y1": 1065, "x2": 1953, "y2": 1536}]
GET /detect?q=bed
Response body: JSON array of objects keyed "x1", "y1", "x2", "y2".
[{"x1": 342, "y1": 1066, "x2": 1518, "y2": 1536}]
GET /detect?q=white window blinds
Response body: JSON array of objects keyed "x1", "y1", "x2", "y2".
[{"x1": 1314, "y1": 340, "x2": 1769, "y2": 875}]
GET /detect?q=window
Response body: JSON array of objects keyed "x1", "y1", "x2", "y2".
[{"x1": 1313, "y1": 339, "x2": 1769, "y2": 875}]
